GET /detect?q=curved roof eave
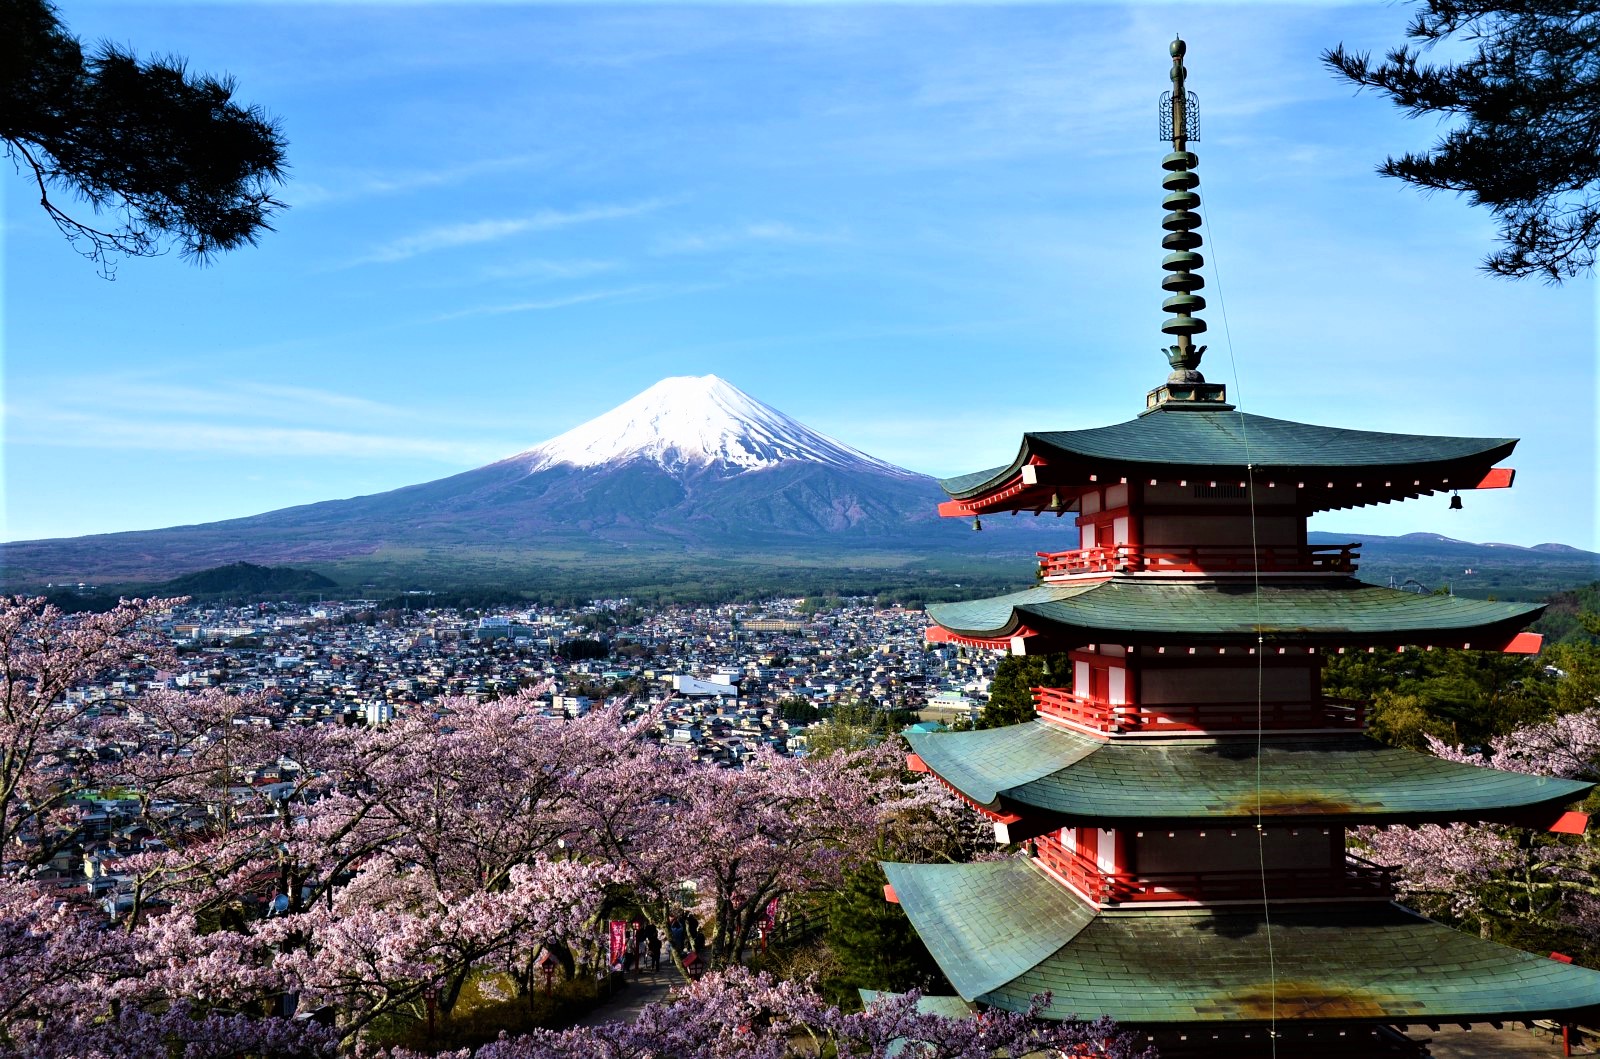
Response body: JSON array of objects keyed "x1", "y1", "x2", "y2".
[
  {"x1": 906, "y1": 723, "x2": 1593, "y2": 826},
  {"x1": 924, "y1": 580, "x2": 1543, "y2": 646},
  {"x1": 938, "y1": 410, "x2": 1516, "y2": 502}
]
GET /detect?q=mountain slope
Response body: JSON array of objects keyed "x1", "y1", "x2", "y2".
[{"x1": 0, "y1": 376, "x2": 1030, "y2": 586}]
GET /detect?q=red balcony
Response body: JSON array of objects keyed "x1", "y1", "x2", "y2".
[
  {"x1": 1036, "y1": 543, "x2": 1359, "y2": 579},
  {"x1": 1033, "y1": 840, "x2": 1397, "y2": 906},
  {"x1": 1032, "y1": 687, "x2": 1366, "y2": 734}
]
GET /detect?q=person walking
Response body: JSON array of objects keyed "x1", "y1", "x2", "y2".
[{"x1": 643, "y1": 923, "x2": 662, "y2": 972}]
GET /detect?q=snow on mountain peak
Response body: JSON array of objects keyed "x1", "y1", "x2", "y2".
[{"x1": 516, "y1": 375, "x2": 917, "y2": 478}]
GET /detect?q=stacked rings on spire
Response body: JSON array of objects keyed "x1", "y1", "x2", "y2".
[{"x1": 1160, "y1": 150, "x2": 1207, "y2": 337}]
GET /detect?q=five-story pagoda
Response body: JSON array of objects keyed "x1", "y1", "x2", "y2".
[{"x1": 883, "y1": 38, "x2": 1600, "y2": 1058}]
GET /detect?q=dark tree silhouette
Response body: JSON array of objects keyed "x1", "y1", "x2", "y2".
[
  {"x1": 1, "y1": 0, "x2": 287, "y2": 275},
  {"x1": 1325, "y1": 1, "x2": 1600, "y2": 282}
]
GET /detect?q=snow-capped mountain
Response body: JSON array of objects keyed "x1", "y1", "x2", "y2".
[
  {"x1": 517, "y1": 374, "x2": 916, "y2": 478},
  {"x1": 2, "y1": 375, "x2": 1027, "y2": 586}
]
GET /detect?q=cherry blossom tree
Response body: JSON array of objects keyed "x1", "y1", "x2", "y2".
[
  {"x1": 0, "y1": 595, "x2": 181, "y2": 868},
  {"x1": 568, "y1": 721, "x2": 963, "y2": 973},
  {"x1": 1356, "y1": 707, "x2": 1600, "y2": 950},
  {"x1": 389, "y1": 968, "x2": 1154, "y2": 1059},
  {"x1": 0, "y1": 597, "x2": 1112, "y2": 1056}
]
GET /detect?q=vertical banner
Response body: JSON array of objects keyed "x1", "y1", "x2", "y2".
[
  {"x1": 609, "y1": 920, "x2": 627, "y2": 967},
  {"x1": 764, "y1": 897, "x2": 779, "y2": 934}
]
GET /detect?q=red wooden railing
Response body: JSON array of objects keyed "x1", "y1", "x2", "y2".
[
  {"x1": 1036, "y1": 543, "x2": 1359, "y2": 579},
  {"x1": 1033, "y1": 840, "x2": 1396, "y2": 905},
  {"x1": 1032, "y1": 687, "x2": 1366, "y2": 734}
]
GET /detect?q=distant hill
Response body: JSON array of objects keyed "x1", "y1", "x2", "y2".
[
  {"x1": 1310, "y1": 531, "x2": 1600, "y2": 601},
  {"x1": 157, "y1": 562, "x2": 338, "y2": 598}
]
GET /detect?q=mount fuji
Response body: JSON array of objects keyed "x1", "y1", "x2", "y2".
[
  {"x1": 1, "y1": 375, "x2": 1030, "y2": 590},
  {"x1": 518, "y1": 374, "x2": 917, "y2": 479}
]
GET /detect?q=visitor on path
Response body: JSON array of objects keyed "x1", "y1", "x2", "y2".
[{"x1": 643, "y1": 923, "x2": 662, "y2": 971}]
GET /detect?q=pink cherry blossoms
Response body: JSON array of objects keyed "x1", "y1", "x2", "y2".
[
  {"x1": 1356, "y1": 706, "x2": 1600, "y2": 945},
  {"x1": 0, "y1": 596, "x2": 1106, "y2": 1057},
  {"x1": 388, "y1": 969, "x2": 1152, "y2": 1059}
]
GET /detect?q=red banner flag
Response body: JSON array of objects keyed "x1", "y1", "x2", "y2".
[{"x1": 608, "y1": 920, "x2": 627, "y2": 967}]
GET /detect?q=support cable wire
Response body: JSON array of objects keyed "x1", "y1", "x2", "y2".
[{"x1": 1202, "y1": 175, "x2": 1279, "y2": 1057}]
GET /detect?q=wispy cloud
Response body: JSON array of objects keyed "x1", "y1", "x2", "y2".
[
  {"x1": 25, "y1": 379, "x2": 413, "y2": 424},
  {"x1": 477, "y1": 258, "x2": 621, "y2": 282},
  {"x1": 8, "y1": 406, "x2": 509, "y2": 465},
  {"x1": 349, "y1": 199, "x2": 670, "y2": 266},
  {"x1": 433, "y1": 281, "x2": 721, "y2": 322},
  {"x1": 288, "y1": 152, "x2": 550, "y2": 208},
  {"x1": 653, "y1": 221, "x2": 848, "y2": 256}
]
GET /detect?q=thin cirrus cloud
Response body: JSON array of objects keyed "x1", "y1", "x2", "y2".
[
  {"x1": 19, "y1": 378, "x2": 413, "y2": 423},
  {"x1": 347, "y1": 199, "x2": 671, "y2": 266},
  {"x1": 652, "y1": 221, "x2": 848, "y2": 256},
  {"x1": 9, "y1": 405, "x2": 509, "y2": 466},
  {"x1": 477, "y1": 258, "x2": 621, "y2": 282},
  {"x1": 288, "y1": 152, "x2": 551, "y2": 209},
  {"x1": 432, "y1": 281, "x2": 723, "y2": 322}
]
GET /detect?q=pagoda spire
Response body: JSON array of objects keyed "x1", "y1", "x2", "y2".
[{"x1": 1146, "y1": 36, "x2": 1230, "y2": 412}]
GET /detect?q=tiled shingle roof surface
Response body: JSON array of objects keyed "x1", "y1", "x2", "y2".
[
  {"x1": 926, "y1": 580, "x2": 1540, "y2": 644},
  {"x1": 906, "y1": 722, "x2": 1592, "y2": 824}
]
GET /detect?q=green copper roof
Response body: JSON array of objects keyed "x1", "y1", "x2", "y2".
[
  {"x1": 881, "y1": 859, "x2": 1096, "y2": 999},
  {"x1": 904, "y1": 722, "x2": 1592, "y2": 825},
  {"x1": 887, "y1": 859, "x2": 1600, "y2": 1025},
  {"x1": 938, "y1": 408, "x2": 1514, "y2": 500},
  {"x1": 925, "y1": 579, "x2": 1541, "y2": 646}
]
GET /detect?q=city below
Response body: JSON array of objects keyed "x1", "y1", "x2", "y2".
[{"x1": 59, "y1": 596, "x2": 988, "y2": 904}]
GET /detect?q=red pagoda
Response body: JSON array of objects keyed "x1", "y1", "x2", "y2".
[{"x1": 883, "y1": 38, "x2": 1600, "y2": 1057}]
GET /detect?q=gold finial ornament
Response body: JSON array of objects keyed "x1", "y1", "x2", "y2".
[{"x1": 1146, "y1": 36, "x2": 1230, "y2": 412}]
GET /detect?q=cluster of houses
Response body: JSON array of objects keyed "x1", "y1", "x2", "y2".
[{"x1": 37, "y1": 597, "x2": 996, "y2": 916}]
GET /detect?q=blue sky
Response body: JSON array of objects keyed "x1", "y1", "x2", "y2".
[{"x1": 4, "y1": 2, "x2": 1595, "y2": 550}]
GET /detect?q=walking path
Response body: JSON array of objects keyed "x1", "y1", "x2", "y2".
[{"x1": 575, "y1": 965, "x2": 683, "y2": 1027}]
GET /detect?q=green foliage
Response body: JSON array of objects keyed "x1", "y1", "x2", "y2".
[
  {"x1": 806, "y1": 700, "x2": 897, "y2": 756},
  {"x1": 797, "y1": 595, "x2": 841, "y2": 617},
  {"x1": 1325, "y1": 1, "x2": 1600, "y2": 280},
  {"x1": 1536, "y1": 582, "x2": 1600, "y2": 645},
  {"x1": 1545, "y1": 635, "x2": 1600, "y2": 717},
  {"x1": 818, "y1": 862, "x2": 948, "y2": 1009},
  {"x1": 979, "y1": 654, "x2": 1071, "y2": 730},
  {"x1": 1324, "y1": 646, "x2": 1556, "y2": 750},
  {"x1": 2, "y1": 0, "x2": 287, "y2": 273},
  {"x1": 777, "y1": 696, "x2": 823, "y2": 724},
  {"x1": 555, "y1": 638, "x2": 608, "y2": 662}
]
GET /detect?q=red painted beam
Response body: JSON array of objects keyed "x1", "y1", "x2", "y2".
[
  {"x1": 1473, "y1": 467, "x2": 1515, "y2": 489},
  {"x1": 1503, "y1": 632, "x2": 1543, "y2": 655},
  {"x1": 906, "y1": 753, "x2": 930, "y2": 774},
  {"x1": 883, "y1": 884, "x2": 899, "y2": 905},
  {"x1": 924, "y1": 625, "x2": 1034, "y2": 651},
  {"x1": 1550, "y1": 811, "x2": 1589, "y2": 835}
]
